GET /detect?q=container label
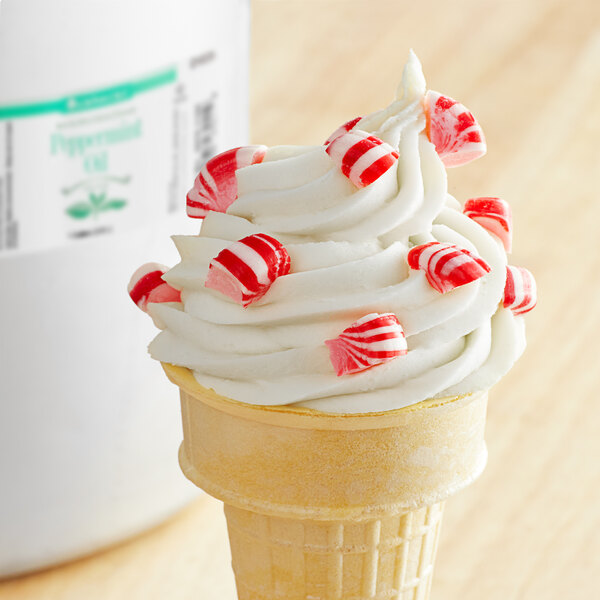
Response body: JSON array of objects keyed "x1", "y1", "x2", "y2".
[{"x1": 0, "y1": 52, "x2": 219, "y2": 254}]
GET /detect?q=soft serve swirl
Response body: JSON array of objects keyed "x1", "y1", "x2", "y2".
[{"x1": 148, "y1": 52, "x2": 526, "y2": 413}]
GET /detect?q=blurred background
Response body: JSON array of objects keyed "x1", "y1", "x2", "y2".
[{"x1": 0, "y1": 0, "x2": 598, "y2": 598}]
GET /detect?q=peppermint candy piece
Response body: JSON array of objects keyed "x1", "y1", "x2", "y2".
[
  {"x1": 504, "y1": 265, "x2": 537, "y2": 315},
  {"x1": 324, "y1": 116, "x2": 362, "y2": 145},
  {"x1": 205, "y1": 233, "x2": 291, "y2": 307},
  {"x1": 425, "y1": 90, "x2": 486, "y2": 167},
  {"x1": 186, "y1": 145, "x2": 268, "y2": 218},
  {"x1": 326, "y1": 313, "x2": 408, "y2": 376},
  {"x1": 325, "y1": 129, "x2": 399, "y2": 188},
  {"x1": 408, "y1": 241, "x2": 491, "y2": 293},
  {"x1": 128, "y1": 263, "x2": 181, "y2": 311},
  {"x1": 464, "y1": 197, "x2": 513, "y2": 253}
]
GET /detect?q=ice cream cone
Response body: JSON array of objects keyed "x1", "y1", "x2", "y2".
[{"x1": 162, "y1": 363, "x2": 488, "y2": 600}]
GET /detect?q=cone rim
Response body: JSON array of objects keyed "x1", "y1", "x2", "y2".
[{"x1": 162, "y1": 362, "x2": 484, "y2": 431}]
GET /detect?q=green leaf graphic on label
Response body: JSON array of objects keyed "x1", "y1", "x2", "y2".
[
  {"x1": 89, "y1": 192, "x2": 107, "y2": 206},
  {"x1": 64, "y1": 175, "x2": 130, "y2": 221},
  {"x1": 66, "y1": 203, "x2": 93, "y2": 219},
  {"x1": 101, "y1": 199, "x2": 127, "y2": 211},
  {"x1": 66, "y1": 196, "x2": 127, "y2": 220}
]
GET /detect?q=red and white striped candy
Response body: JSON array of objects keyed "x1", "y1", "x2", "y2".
[
  {"x1": 463, "y1": 197, "x2": 513, "y2": 253},
  {"x1": 325, "y1": 129, "x2": 399, "y2": 188},
  {"x1": 325, "y1": 313, "x2": 407, "y2": 376},
  {"x1": 128, "y1": 263, "x2": 181, "y2": 311},
  {"x1": 186, "y1": 145, "x2": 268, "y2": 218},
  {"x1": 408, "y1": 241, "x2": 491, "y2": 294},
  {"x1": 324, "y1": 116, "x2": 362, "y2": 145},
  {"x1": 425, "y1": 90, "x2": 486, "y2": 168},
  {"x1": 205, "y1": 233, "x2": 291, "y2": 307},
  {"x1": 503, "y1": 265, "x2": 536, "y2": 315}
]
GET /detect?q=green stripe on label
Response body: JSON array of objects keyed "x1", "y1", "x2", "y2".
[{"x1": 0, "y1": 67, "x2": 178, "y2": 120}]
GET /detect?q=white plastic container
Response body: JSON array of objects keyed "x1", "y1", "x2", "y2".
[{"x1": 0, "y1": 0, "x2": 249, "y2": 576}]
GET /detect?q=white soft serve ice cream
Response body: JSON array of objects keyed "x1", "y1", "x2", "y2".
[{"x1": 148, "y1": 52, "x2": 526, "y2": 413}]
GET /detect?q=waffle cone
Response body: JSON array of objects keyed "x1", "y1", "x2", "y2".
[{"x1": 163, "y1": 363, "x2": 488, "y2": 599}]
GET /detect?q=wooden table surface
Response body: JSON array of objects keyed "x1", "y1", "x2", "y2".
[{"x1": 2, "y1": 0, "x2": 599, "y2": 598}]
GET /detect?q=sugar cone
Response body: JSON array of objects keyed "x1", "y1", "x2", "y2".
[{"x1": 163, "y1": 363, "x2": 488, "y2": 600}]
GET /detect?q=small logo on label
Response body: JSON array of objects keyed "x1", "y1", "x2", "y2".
[{"x1": 62, "y1": 175, "x2": 130, "y2": 221}]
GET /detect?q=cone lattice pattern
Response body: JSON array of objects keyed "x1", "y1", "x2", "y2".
[{"x1": 225, "y1": 502, "x2": 445, "y2": 600}]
